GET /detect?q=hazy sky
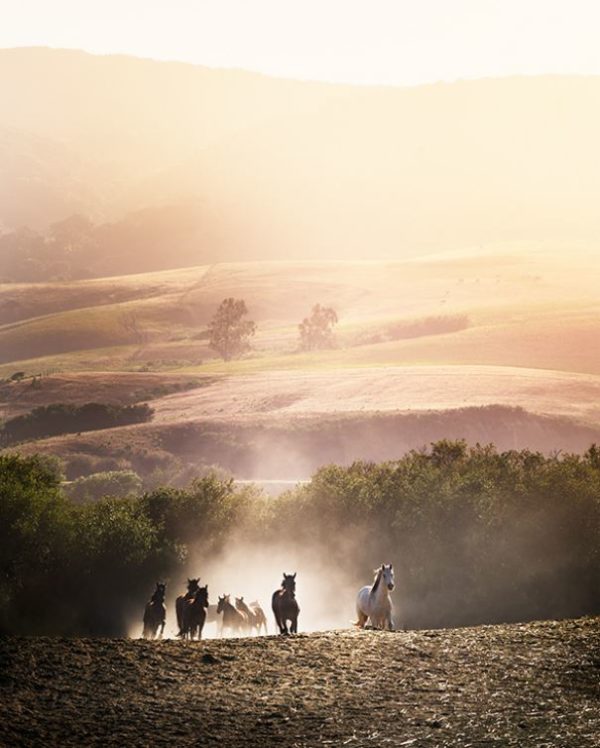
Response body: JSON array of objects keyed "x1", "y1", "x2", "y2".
[{"x1": 2, "y1": 0, "x2": 600, "y2": 85}]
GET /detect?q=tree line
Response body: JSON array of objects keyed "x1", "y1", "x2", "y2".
[{"x1": 1, "y1": 442, "x2": 599, "y2": 635}]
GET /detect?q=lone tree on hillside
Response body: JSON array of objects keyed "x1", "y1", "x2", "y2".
[
  {"x1": 208, "y1": 298, "x2": 256, "y2": 361},
  {"x1": 298, "y1": 304, "x2": 338, "y2": 351}
]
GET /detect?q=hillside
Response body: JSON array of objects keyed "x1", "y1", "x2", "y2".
[
  {"x1": 1, "y1": 618, "x2": 599, "y2": 747},
  {"x1": 1, "y1": 246, "x2": 599, "y2": 479},
  {"x1": 13, "y1": 405, "x2": 600, "y2": 483},
  {"x1": 3, "y1": 48, "x2": 600, "y2": 270},
  {"x1": 1, "y1": 246, "x2": 598, "y2": 372}
]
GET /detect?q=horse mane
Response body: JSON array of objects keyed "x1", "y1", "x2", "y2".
[{"x1": 371, "y1": 567, "x2": 383, "y2": 594}]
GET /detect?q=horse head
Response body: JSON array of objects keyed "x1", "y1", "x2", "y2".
[
  {"x1": 282, "y1": 573, "x2": 297, "y2": 594},
  {"x1": 380, "y1": 563, "x2": 394, "y2": 591},
  {"x1": 217, "y1": 594, "x2": 229, "y2": 614},
  {"x1": 187, "y1": 578, "x2": 200, "y2": 594},
  {"x1": 195, "y1": 585, "x2": 209, "y2": 608}
]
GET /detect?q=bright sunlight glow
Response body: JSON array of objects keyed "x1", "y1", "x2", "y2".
[{"x1": 2, "y1": 0, "x2": 600, "y2": 85}]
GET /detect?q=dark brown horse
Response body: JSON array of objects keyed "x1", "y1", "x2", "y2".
[
  {"x1": 272, "y1": 573, "x2": 299, "y2": 635},
  {"x1": 142, "y1": 582, "x2": 166, "y2": 639},
  {"x1": 181, "y1": 585, "x2": 209, "y2": 640},
  {"x1": 176, "y1": 578, "x2": 200, "y2": 637},
  {"x1": 235, "y1": 597, "x2": 268, "y2": 635}
]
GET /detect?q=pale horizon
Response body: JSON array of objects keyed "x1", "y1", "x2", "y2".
[{"x1": 2, "y1": 0, "x2": 600, "y2": 86}]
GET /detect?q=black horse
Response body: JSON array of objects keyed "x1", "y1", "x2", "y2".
[
  {"x1": 142, "y1": 582, "x2": 166, "y2": 639},
  {"x1": 176, "y1": 578, "x2": 200, "y2": 637},
  {"x1": 181, "y1": 585, "x2": 209, "y2": 640},
  {"x1": 272, "y1": 573, "x2": 299, "y2": 635}
]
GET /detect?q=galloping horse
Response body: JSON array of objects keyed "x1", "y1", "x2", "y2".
[
  {"x1": 272, "y1": 573, "x2": 299, "y2": 634},
  {"x1": 249, "y1": 601, "x2": 268, "y2": 635},
  {"x1": 176, "y1": 578, "x2": 200, "y2": 637},
  {"x1": 235, "y1": 597, "x2": 268, "y2": 635},
  {"x1": 217, "y1": 594, "x2": 248, "y2": 636},
  {"x1": 181, "y1": 585, "x2": 209, "y2": 640},
  {"x1": 355, "y1": 564, "x2": 395, "y2": 630},
  {"x1": 142, "y1": 582, "x2": 166, "y2": 639}
]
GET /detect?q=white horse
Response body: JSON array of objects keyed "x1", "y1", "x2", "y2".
[{"x1": 355, "y1": 563, "x2": 395, "y2": 630}]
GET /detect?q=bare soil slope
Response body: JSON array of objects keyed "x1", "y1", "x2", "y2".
[
  {"x1": 152, "y1": 365, "x2": 600, "y2": 428},
  {"x1": 1, "y1": 618, "x2": 599, "y2": 747}
]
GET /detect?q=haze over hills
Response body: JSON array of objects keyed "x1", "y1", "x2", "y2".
[
  {"x1": 2, "y1": 47, "x2": 600, "y2": 269},
  {"x1": 1, "y1": 47, "x2": 600, "y2": 482}
]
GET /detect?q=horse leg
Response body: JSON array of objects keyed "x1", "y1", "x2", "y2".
[
  {"x1": 176, "y1": 597, "x2": 183, "y2": 637},
  {"x1": 273, "y1": 611, "x2": 284, "y2": 635},
  {"x1": 291, "y1": 616, "x2": 297, "y2": 634},
  {"x1": 355, "y1": 609, "x2": 368, "y2": 628}
]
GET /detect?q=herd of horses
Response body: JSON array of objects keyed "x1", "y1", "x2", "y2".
[
  {"x1": 142, "y1": 564, "x2": 395, "y2": 640},
  {"x1": 142, "y1": 572, "x2": 300, "y2": 640}
]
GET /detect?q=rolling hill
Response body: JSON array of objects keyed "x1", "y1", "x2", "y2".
[
  {"x1": 3, "y1": 48, "x2": 600, "y2": 271},
  {"x1": 1, "y1": 50, "x2": 599, "y2": 481}
]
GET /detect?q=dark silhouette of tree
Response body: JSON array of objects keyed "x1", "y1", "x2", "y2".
[
  {"x1": 208, "y1": 298, "x2": 256, "y2": 361},
  {"x1": 298, "y1": 304, "x2": 338, "y2": 351}
]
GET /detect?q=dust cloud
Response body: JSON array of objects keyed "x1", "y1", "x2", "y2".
[{"x1": 129, "y1": 533, "x2": 384, "y2": 640}]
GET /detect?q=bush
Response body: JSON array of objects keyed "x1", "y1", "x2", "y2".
[
  {"x1": 0, "y1": 453, "x2": 70, "y2": 633},
  {"x1": 66, "y1": 470, "x2": 143, "y2": 503},
  {"x1": 0, "y1": 402, "x2": 154, "y2": 446}
]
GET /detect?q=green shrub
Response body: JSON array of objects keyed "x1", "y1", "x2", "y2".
[
  {"x1": 66, "y1": 470, "x2": 143, "y2": 503},
  {"x1": 0, "y1": 402, "x2": 154, "y2": 446}
]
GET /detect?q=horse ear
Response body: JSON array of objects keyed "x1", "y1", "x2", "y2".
[
  {"x1": 381, "y1": 563, "x2": 385, "y2": 570},
  {"x1": 292, "y1": 573, "x2": 296, "y2": 579}
]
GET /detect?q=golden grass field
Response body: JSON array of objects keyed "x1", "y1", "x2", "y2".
[{"x1": 1, "y1": 242, "x2": 599, "y2": 474}]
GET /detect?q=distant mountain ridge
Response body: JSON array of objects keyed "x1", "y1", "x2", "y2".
[{"x1": 2, "y1": 47, "x2": 600, "y2": 267}]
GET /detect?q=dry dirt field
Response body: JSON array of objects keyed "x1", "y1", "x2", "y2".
[
  {"x1": 152, "y1": 365, "x2": 600, "y2": 428},
  {"x1": 1, "y1": 617, "x2": 599, "y2": 747}
]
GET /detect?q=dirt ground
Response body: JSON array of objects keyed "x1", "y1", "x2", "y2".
[{"x1": 1, "y1": 617, "x2": 599, "y2": 747}]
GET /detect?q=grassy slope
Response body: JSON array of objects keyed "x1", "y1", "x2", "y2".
[
  {"x1": 1, "y1": 246, "x2": 599, "y2": 474},
  {"x1": 1, "y1": 618, "x2": 599, "y2": 747},
  {"x1": 1, "y1": 243, "x2": 599, "y2": 374}
]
